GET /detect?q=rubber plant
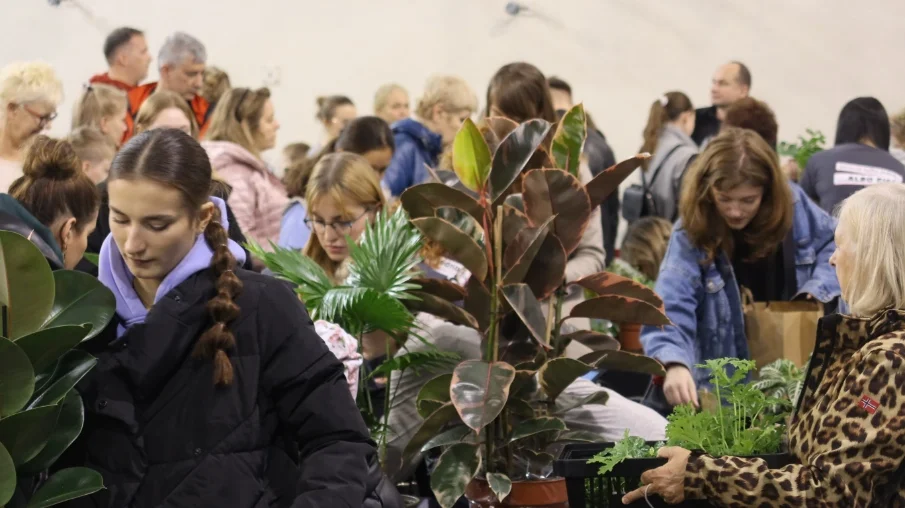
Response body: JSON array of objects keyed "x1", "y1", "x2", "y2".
[
  {"x1": 247, "y1": 208, "x2": 459, "y2": 466},
  {"x1": 0, "y1": 230, "x2": 117, "y2": 507},
  {"x1": 397, "y1": 105, "x2": 671, "y2": 507}
]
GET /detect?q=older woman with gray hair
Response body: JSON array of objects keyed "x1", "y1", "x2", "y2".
[
  {"x1": 126, "y1": 31, "x2": 213, "y2": 140},
  {"x1": 624, "y1": 182, "x2": 905, "y2": 506},
  {"x1": 0, "y1": 61, "x2": 63, "y2": 190}
]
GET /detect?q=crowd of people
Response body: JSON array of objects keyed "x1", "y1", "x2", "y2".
[{"x1": 3, "y1": 24, "x2": 905, "y2": 507}]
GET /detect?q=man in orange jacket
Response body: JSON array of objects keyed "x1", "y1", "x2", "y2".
[
  {"x1": 89, "y1": 27, "x2": 152, "y2": 93},
  {"x1": 125, "y1": 32, "x2": 213, "y2": 141}
]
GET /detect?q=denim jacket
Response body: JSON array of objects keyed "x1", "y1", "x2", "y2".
[{"x1": 641, "y1": 183, "x2": 841, "y2": 388}]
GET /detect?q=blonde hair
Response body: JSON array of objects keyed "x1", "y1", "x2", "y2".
[
  {"x1": 836, "y1": 183, "x2": 905, "y2": 317},
  {"x1": 68, "y1": 126, "x2": 116, "y2": 164},
  {"x1": 134, "y1": 89, "x2": 199, "y2": 138},
  {"x1": 206, "y1": 87, "x2": 271, "y2": 157},
  {"x1": 416, "y1": 75, "x2": 477, "y2": 120},
  {"x1": 891, "y1": 109, "x2": 905, "y2": 148},
  {"x1": 304, "y1": 152, "x2": 385, "y2": 280},
  {"x1": 620, "y1": 217, "x2": 673, "y2": 281},
  {"x1": 374, "y1": 83, "x2": 407, "y2": 113},
  {"x1": 71, "y1": 84, "x2": 127, "y2": 131},
  {"x1": 0, "y1": 61, "x2": 64, "y2": 120},
  {"x1": 202, "y1": 66, "x2": 231, "y2": 105}
]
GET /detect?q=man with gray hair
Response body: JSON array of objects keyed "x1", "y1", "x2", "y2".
[{"x1": 126, "y1": 31, "x2": 215, "y2": 140}]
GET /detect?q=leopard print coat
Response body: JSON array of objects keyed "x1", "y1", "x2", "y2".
[{"x1": 684, "y1": 308, "x2": 905, "y2": 507}]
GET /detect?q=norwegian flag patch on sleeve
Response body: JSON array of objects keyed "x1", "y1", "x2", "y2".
[{"x1": 859, "y1": 395, "x2": 880, "y2": 415}]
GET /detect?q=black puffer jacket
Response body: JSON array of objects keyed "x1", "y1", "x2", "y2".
[{"x1": 60, "y1": 269, "x2": 384, "y2": 508}]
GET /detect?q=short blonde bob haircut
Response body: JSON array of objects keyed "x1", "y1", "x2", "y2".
[
  {"x1": 415, "y1": 75, "x2": 477, "y2": 120},
  {"x1": 0, "y1": 61, "x2": 64, "y2": 120},
  {"x1": 374, "y1": 83, "x2": 407, "y2": 113},
  {"x1": 835, "y1": 183, "x2": 905, "y2": 317},
  {"x1": 71, "y1": 83, "x2": 127, "y2": 131},
  {"x1": 304, "y1": 152, "x2": 385, "y2": 281}
]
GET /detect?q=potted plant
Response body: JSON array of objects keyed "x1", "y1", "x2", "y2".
[
  {"x1": 0, "y1": 230, "x2": 117, "y2": 507},
  {"x1": 778, "y1": 129, "x2": 826, "y2": 179},
  {"x1": 396, "y1": 105, "x2": 671, "y2": 507}
]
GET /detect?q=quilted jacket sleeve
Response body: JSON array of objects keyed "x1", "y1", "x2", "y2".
[
  {"x1": 383, "y1": 138, "x2": 421, "y2": 197},
  {"x1": 259, "y1": 280, "x2": 375, "y2": 508},
  {"x1": 685, "y1": 347, "x2": 905, "y2": 507}
]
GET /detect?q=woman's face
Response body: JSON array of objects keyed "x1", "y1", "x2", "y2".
[
  {"x1": 100, "y1": 107, "x2": 129, "y2": 147},
  {"x1": 829, "y1": 223, "x2": 853, "y2": 299},
  {"x1": 150, "y1": 107, "x2": 193, "y2": 136},
  {"x1": 360, "y1": 147, "x2": 394, "y2": 176},
  {"x1": 432, "y1": 106, "x2": 472, "y2": 146},
  {"x1": 326, "y1": 104, "x2": 357, "y2": 139},
  {"x1": 378, "y1": 89, "x2": 410, "y2": 124},
  {"x1": 711, "y1": 184, "x2": 763, "y2": 230},
  {"x1": 255, "y1": 99, "x2": 280, "y2": 152},
  {"x1": 108, "y1": 177, "x2": 212, "y2": 282},
  {"x1": 5, "y1": 100, "x2": 56, "y2": 146},
  {"x1": 53, "y1": 214, "x2": 98, "y2": 269},
  {"x1": 310, "y1": 196, "x2": 373, "y2": 263}
]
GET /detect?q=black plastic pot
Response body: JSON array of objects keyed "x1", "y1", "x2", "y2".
[{"x1": 553, "y1": 442, "x2": 795, "y2": 508}]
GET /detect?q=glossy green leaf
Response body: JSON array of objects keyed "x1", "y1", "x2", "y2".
[
  {"x1": 487, "y1": 472, "x2": 512, "y2": 503},
  {"x1": 0, "y1": 231, "x2": 55, "y2": 340},
  {"x1": 509, "y1": 370, "x2": 537, "y2": 398},
  {"x1": 522, "y1": 168, "x2": 591, "y2": 256},
  {"x1": 509, "y1": 416, "x2": 567, "y2": 442},
  {"x1": 81, "y1": 253, "x2": 99, "y2": 266},
  {"x1": 411, "y1": 218, "x2": 487, "y2": 282},
  {"x1": 406, "y1": 291, "x2": 479, "y2": 329},
  {"x1": 569, "y1": 295, "x2": 671, "y2": 327},
  {"x1": 19, "y1": 391, "x2": 84, "y2": 474},
  {"x1": 538, "y1": 358, "x2": 592, "y2": 401},
  {"x1": 0, "y1": 442, "x2": 15, "y2": 506},
  {"x1": 431, "y1": 443, "x2": 481, "y2": 508},
  {"x1": 417, "y1": 399, "x2": 445, "y2": 418},
  {"x1": 29, "y1": 350, "x2": 96, "y2": 409},
  {"x1": 450, "y1": 360, "x2": 516, "y2": 432},
  {"x1": 26, "y1": 467, "x2": 104, "y2": 508},
  {"x1": 561, "y1": 330, "x2": 620, "y2": 352},
  {"x1": 15, "y1": 325, "x2": 92, "y2": 374},
  {"x1": 587, "y1": 350, "x2": 666, "y2": 376},
  {"x1": 551, "y1": 103, "x2": 587, "y2": 176},
  {"x1": 0, "y1": 336, "x2": 34, "y2": 417},
  {"x1": 572, "y1": 272, "x2": 664, "y2": 310},
  {"x1": 553, "y1": 390, "x2": 610, "y2": 415},
  {"x1": 421, "y1": 425, "x2": 475, "y2": 452},
  {"x1": 403, "y1": 403, "x2": 461, "y2": 464},
  {"x1": 400, "y1": 183, "x2": 485, "y2": 224},
  {"x1": 585, "y1": 154, "x2": 651, "y2": 209},
  {"x1": 43, "y1": 271, "x2": 115, "y2": 342},
  {"x1": 501, "y1": 284, "x2": 548, "y2": 345},
  {"x1": 523, "y1": 234, "x2": 566, "y2": 300},
  {"x1": 452, "y1": 118, "x2": 492, "y2": 193},
  {"x1": 416, "y1": 373, "x2": 452, "y2": 411},
  {"x1": 503, "y1": 216, "x2": 554, "y2": 285},
  {"x1": 506, "y1": 396, "x2": 535, "y2": 418},
  {"x1": 490, "y1": 119, "x2": 552, "y2": 201},
  {"x1": 0, "y1": 405, "x2": 58, "y2": 465}
]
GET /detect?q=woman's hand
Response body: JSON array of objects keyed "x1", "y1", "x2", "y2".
[
  {"x1": 663, "y1": 364, "x2": 698, "y2": 408},
  {"x1": 622, "y1": 447, "x2": 691, "y2": 505}
]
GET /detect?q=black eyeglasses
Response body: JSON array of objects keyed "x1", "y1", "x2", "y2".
[
  {"x1": 304, "y1": 209, "x2": 371, "y2": 236},
  {"x1": 19, "y1": 104, "x2": 57, "y2": 125}
]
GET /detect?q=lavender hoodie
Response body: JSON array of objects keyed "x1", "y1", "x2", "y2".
[{"x1": 98, "y1": 196, "x2": 247, "y2": 337}]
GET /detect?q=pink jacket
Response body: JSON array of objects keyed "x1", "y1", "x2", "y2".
[{"x1": 202, "y1": 141, "x2": 289, "y2": 248}]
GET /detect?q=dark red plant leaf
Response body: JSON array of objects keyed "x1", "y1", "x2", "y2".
[
  {"x1": 523, "y1": 234, "x2": 566, "y2": 300},
  {"x1": 581, "y1": 350, "x2": 666, "y2": 376},
  {"x1": 464, "y1": 275, "x2": 491, "y2": 332},
  {"x1": 411, "y1": 217, "x2": 488, "y2": 282},
  {"x1": 502, "y1": 216, "x2": 554, "y2": 285},
  {"x1": 561, "y1": 330, "x2": 620, "y2": 351},
  {"x1": 400, "y1": 183, "x2": 485, "y2": 224},
  {"x1": 571, "y1": 272, "x2": 664, "y2": 311},
  {"x1": 406, "y1": 291, "x2": 479, "y2": 329},
  {"x1": 412, "y1": 278, "x2": 467, "y2": 302},
  {"x1": 501, "y1": 284, "x2": 549, "y2": 346},
  {"x1": 501, "y1": 205, "x2": 530, "y2": 252},
  {"x1": 522, "y1": 169, "x2": 591, "y2": 256},
  {"x1": 568, "y1": 295, "x2": 671, "y2": 326},
  {"x1": 585, "y1": 154, "x2": 651, "y2": 209},
  {"x1": 489, "y1": 119, "x2": 553, "y2": 202}
]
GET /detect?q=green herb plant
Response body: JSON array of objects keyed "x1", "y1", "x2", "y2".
[
  {"x1": 587, "y1": 430, "x2": 664, "y2": 476},
  {"x1": 778, "y1": 129, "x2": 826, "y2": 177}
]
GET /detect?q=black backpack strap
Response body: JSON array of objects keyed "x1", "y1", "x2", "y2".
[{"x1": 646, "y1": 144, "x2": 685, "y2": 189}]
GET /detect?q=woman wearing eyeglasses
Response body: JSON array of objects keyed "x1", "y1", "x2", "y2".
[
  {"x1": 0, "y1": 61, "x2": 64, "y2": 191},
  {"x1": 202, "y1": 87, "x2": 287, "y2": 247}
]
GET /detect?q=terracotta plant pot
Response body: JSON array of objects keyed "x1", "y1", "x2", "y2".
[
  {"x1": 464, "y1": 477, "x2": 568, "y2": 507},
  {"x1": 618, "y1": 323, "x2": 643, "y2": 352}
]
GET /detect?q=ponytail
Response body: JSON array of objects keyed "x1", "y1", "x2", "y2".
[
  {"x1": 639, "y1": 91, "x2": 694, "y2": 170},
  {"x1": 193, "y1": 205, "x2": 243, "y2": 386}
]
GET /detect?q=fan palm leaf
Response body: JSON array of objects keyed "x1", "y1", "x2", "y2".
[{"x1": 347, "y1": 208, "x2": 423, "y2": 301}]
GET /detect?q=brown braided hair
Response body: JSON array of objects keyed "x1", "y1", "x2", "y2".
[{"x1": 109, "y1": 128, "x2": 243, "y2": 386}]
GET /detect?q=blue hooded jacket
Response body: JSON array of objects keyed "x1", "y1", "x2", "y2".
[{"x1": 382, "y1": 118, "x2": 443, "y2": 197}]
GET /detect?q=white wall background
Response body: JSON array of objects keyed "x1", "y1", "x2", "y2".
[{"x1": 2, "y1": 0, "x2": 904, "y2": 229}]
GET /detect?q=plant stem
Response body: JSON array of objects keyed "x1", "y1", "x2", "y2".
[
  {"x1": 544, "y1": 297, "x2": 554, "y2": 346},
  {"x1": 484, "y1": 206, "x2": 505, "y2": 474},
  {"x1": 379, "y1": 338, "x2": 392, "y2": 468},
  {"x1": 552, "y1": 285, "x2": 566, "y2": 357}
]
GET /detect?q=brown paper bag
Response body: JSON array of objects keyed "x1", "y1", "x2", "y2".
[{"x1": 742, "y1": 288, "x2": 823, "y2": 371}]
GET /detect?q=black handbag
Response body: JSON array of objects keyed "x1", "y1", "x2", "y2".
[{"x1": 622, "y1": 144, "x2": 682, "y2": 223}]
